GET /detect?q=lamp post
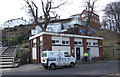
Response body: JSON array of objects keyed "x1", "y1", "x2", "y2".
[
  {"x1": 112, "y1": 44, "x2": 114, "y2": 57},
  {"x1": 21, "y1": 44, "x2": 23, "y2": 65},
  {"x1": 8, "y1": 22, "x2": 10, "y2": 46},
  {"x1": 116, "y1": 42, "x2": 120, "y2": 59}
]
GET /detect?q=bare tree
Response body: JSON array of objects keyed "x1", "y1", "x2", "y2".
[
  {"x1": 83, "y1": 0, "x2": 98, "y2": 35},
  {"x1": 103, "y1": 1, "x2": 120, "y2": 33},
  {"x1": 23, "y1": 0, "x2": 67, "y2": 31}
]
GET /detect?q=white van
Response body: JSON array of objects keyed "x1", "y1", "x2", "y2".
[{"x1": 41, "y1": 51, "x2": 76, "y2": 70}]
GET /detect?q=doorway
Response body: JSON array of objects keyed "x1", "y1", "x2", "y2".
[
  {"x1": 76, "y1": 48, "x2": 80, "y2": 60},
  {"x1": 87, "y1": 48, "x2": 91, "y2": 61}
]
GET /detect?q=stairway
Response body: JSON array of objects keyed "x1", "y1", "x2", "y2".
[{"x1": 0, "y1": 47, "x2": 20, "y2": 70}]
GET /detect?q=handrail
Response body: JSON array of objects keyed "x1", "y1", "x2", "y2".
[
  {"x1": 12, "y1": 44, "x2": 19, "y2": 68},
  {"x1": 0, "y1": 44, "x2": 7, "y2": 56}
]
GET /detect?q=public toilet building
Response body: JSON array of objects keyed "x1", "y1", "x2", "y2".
[{"x1": 29, "y1": 32, "x2": 104, "y2": 64}]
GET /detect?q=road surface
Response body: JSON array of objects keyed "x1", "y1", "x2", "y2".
[{"x1": 2, "y1": 60, "x2": 119, "y2": 76}]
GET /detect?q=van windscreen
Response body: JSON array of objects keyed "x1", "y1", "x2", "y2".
[{"x1": 42, "y1": 52, "x2": 47, "y2": 57}]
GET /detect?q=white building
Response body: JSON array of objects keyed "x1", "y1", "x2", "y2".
[
  {"x1": 29, "y1": 32, "x2": 104, "y2": 64},
  {"x1": 3, "y1": 17, "x2": 28, "y2": 28}
]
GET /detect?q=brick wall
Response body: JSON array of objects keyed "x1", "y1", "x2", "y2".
[
  {"x1": 82, "y1": 38, "x2": 87, "y2": 53},
  {"x1": 37, "y1": 36, "x2": 40, "y2": 63},
  {"x1": 30, "y1": 39, "x2": 33, "y2": 63},
  {"x1": 43, "y1": 34, "x2": 52, "y2": 51},
  {"x1": 70, "y1": 37, "x2": 75, "y2": 57},
  {"x1": 80, "y1": 10, "x2": 100, "y2": 29},
  {"x1": 98, "y1": 39, "x2": 103, "y2": 60}
]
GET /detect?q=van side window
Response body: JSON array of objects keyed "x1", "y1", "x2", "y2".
[
  {"x1": 64, "y1": 52, "x2": 71, "y2": 57},
  {"x1": 42, "y1": 52, "x2": 47, "y2": 57}
]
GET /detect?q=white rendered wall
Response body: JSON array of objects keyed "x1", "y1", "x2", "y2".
[
  {"x1": 52, "y1": 36, "x2": 69, "y2": 45},
  {"x1": 52, "y1": 46, "x2": 70, "y2": 54},
  {"x1": 32, "y1": 38, "x2": 37, "y2": 59},
  {"x1": 91, "y1": 47, "x2": 99, "y2": 57},
  {"x1": 32, "y1": 48, "x2": 37, "y2": 59}
]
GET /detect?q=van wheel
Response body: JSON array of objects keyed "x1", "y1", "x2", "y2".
[
  {"x1": 44, "y1": 66, "x2": 48, "y2": 69},
  {"x1": 50, "y1": 64, "x2": 56, "y2": 70},
  {"x1": 70, "y1": 62, "x2": 75, "y2": 68}
]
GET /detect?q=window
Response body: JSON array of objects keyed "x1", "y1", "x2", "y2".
[
  {"x1": 52, "y1": 40, "x2": 59, "y2": 44},
  {"x1": 56, "y1": 40, "x2": 59, "y2": 43},
  {"x1": 62, "y1": 41, "x2": 69, "y2": 45},
  {"x1": 74, "y1": 41, "x2": 82, "y2": 45},
  {"x1": 79, "y1": 42, "x2": 81, "y2": 44},
  {"x1": 52, "y1": 40, "x2": 55, "y2": 44},
  {"x1": 40, "y1": 41, "x2": 42, "y2": 45},
  {"x1": 64, "y1": 52, "x2": 71, "y2": 57},
  {"x1": 33, "y1": 43, "x2": 36, "y2": 47},
  {"x1": 93, "y1": 42, "x2": 98, "y2": 46},
  {"x1": 62, "y1": 41, "x2": 65, "y2": 44},
  {"x1": 42, "y1": 52, "x2": 47, "y2": 57},
  {"x1": 66, "y1": 41, "x2": 69, "y2": 44},
  {"x1": 81, "y1": 14, "x2": 86, "y2": 18},
  {"x1": 74, "y1": 41, "x2": 77, "y2": 44},
  {"x1": 87, "y1": 42, "x2": 91, "y2": 46}
]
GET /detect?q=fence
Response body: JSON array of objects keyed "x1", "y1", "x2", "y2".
[{"x1": 103, "y1": 45, "x2": 119, "y2": 60}]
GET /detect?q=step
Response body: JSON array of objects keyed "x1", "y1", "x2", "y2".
[
  {"x1": 1, "y1": 68, "x2": 12, "y2": 71},
  {"x1": 2, "y1": 53, "x2": 13, "y2": 55},
  {"x1": 1, "y1": 55, "x2": 13, "y2": 57},
  {"x1": 0, "y1": 63, "x2": 19, "y2": 68},
  {"x1": 0, "y1": 57, "x2": 13, "y2": 59},
  {"x1": 0, "y1": 59, "x2": 13, "y2": 62},
  {"x1": 0, "y1": 62, "x2": 12, "y2": 65}
]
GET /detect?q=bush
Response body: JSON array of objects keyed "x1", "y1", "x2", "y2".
[{"x1": 16, "y1": 44, "x2": 30, "y2": 64}]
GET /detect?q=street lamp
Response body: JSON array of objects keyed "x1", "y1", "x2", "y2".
[{"x1": 7, "y1": 22, "x2": 10, "y2": 46}]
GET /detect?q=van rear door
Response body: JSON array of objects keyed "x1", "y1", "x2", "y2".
[{"x1": 41, "y1": 52, "x2": 48, "y2": 64}]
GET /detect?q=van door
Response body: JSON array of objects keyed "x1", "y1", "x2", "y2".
[
  {"x1": 63, "y1": 52, "x2": 71, "y2": 65},
  {"x1": 57, "y1": 52, "x2": 64, "y2": 66}
]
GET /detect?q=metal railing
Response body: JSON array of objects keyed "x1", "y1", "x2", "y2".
[
  {"x1": 12, "y1": 44, "x2": 19, "y2": 68},
  {"x1": 0, "y1": 44, "x2": 7, "y2": 56}
]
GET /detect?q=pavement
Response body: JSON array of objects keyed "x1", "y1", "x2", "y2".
[
  {"x1": 1, "y1": 60, "x2": 119, "y2": 73},
  {"x1": 1, "y1": 64, "x2": 44, "y2": 73}
]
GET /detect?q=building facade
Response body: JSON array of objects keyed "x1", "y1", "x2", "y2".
[
  {"x1": 29, "y1": 32, "x2": 103, "y2": 64},
  {"x1": 71, "y1": 10, "x2": 101, "y2": 29},
  {"x1": 80, "y1": 10, "x2": 100, "y2": 29}
]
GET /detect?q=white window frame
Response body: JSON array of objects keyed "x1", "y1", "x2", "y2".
[
  {"x1": 74, "y1": 41, "x2": 82, "y2": 45},
  {"x1": 52, "y1": 40, "x2": 60, "y2": 44},
  {"x1": 87, "y1": 42, "x2": 92, "y2": 46},
  {"x1": 93, "y1": 42, "x2": 98, "y2": 46},
  {"x1": 62, "y1": 40, "x2": 70, "y2": 45}
]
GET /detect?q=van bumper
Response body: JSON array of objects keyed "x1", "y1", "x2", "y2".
[{"x1": 41, "y1": 63, "x2": 48, "y2": 67}]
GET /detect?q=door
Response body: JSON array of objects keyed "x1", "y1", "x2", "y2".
[
  {"x1": 76, "y1": 48, "x2": 80, "y2": 60},
  {"x1": 87, "y1": 48, "x2": 91, "y2": 61},
  {"x1": 57, "y1": 52, "x2": 63, "y2": 66},
  {"x1": 63, "y1": 52, "x2": 71, "y2": 65}
]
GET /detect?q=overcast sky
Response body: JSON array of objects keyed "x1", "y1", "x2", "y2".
[{"x1": 0, "y1": 0, "x2": 117, "y2": 28}]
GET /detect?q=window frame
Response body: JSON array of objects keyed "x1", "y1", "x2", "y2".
[
  {"x1": 64, "y1": 52, "x2": 71, "y2": 57},
  {"x1": 52, "y1": 40, "x2": 60, "y2": 44}
]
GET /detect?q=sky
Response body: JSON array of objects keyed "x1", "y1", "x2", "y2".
[{"x1": 0, "y1": 0, "x2": 118, "y2": 28}]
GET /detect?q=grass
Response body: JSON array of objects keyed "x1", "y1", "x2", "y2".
[
  {"x1": 16, "y1": 43, "x2": 30, "y2": 64},
  {"x1": 92, "y1": 30, "x2": 120, "y2": 60}
]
